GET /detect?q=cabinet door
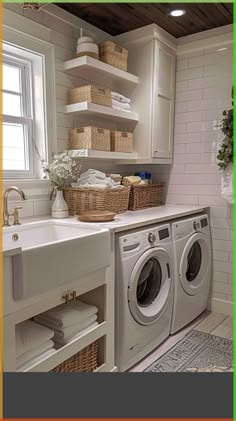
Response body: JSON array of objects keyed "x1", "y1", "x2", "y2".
[{"x1": 152, "y1": 40, "x2": 176, "y2": 159}]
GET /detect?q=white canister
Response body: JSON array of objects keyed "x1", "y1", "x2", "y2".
[
  {"x1": 52, "y1": 189, "x2": 69, "y2": 219},
  {"x1": 76, "y1": 35, "x2": 99, "y2": 58}
]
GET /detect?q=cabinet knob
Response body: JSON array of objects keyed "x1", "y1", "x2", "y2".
[
  {"x1": 70, "y1": 291, "x2": 77, "y2": 301},
  {"x1": 62, "y1": 292, "x2": 70, "y2": 304}
]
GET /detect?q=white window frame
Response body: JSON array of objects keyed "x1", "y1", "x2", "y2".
[
  {"x1": 3, "y1": 14, "x2": 57, "y2": 182},
  {"x1": 3, "y1": 51, "x2": 35, "y2": 178}
]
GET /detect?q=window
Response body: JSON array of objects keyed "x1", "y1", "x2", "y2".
[
  {"x1": 3, "y1": 21, "x2": 56, "y2": 181},
  {"x1": 3, "y1": 50, "x2": 34, "y2": 176}
]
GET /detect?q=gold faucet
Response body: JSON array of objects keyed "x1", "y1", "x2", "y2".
[{"x1": 3, "y1": 186, "x2": 27, "y2": 227}]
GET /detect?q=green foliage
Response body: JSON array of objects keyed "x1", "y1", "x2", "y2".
[{"x1": 217, "y1": 108, "x2": 233, "y2": 170}]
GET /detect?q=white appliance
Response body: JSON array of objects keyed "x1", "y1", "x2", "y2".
[
  {"x1": 115, "y1": 224, "x2": 174, "y2": 371},
  {"x1": 171, "y1": 214, "x2": 212, "y2": 334}
]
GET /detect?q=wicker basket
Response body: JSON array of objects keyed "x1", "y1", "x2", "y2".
[
  {"x1": 69, "y1": 127, "x2": 110, "y2": 151},
  {"x1": 99, "y1": 41, "x2": 128, "y2": 71},
  {"x1": 64, "y1": 186, "x2": 130, "y2": 215},
  {"x1": 51, "y1": 341, "x2": 98, "y2": 372},
  {"x1": 129, "y1": 183, "x2": 165, "y2": 211},
  {"x1": 111, "y1": 131, "x2": 133, "y2": 153},
  {"x1": 68, "y1": 85, "x2": 112, "y2": 107}
]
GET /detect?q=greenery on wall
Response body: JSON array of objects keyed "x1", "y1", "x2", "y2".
[{"x1": 217, "y1": 89, "x2": 233, "y2": 171}]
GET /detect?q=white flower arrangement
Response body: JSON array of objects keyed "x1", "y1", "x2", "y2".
[{"x1": 43, "y1": 151, "x2": 82, "y2": 190}]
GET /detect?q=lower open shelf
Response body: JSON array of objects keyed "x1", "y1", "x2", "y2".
[{"x1": 23, "y1": 322, "x2": 107, "y2": 372}]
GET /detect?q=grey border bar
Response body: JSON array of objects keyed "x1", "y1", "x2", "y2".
[{"x1": 4, "y1": 373, "x2": 232, "y2": 418}]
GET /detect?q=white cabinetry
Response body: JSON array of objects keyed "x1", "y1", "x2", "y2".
[{"x1": 115, "y1": 24, "x2": 176, "y2": 164}]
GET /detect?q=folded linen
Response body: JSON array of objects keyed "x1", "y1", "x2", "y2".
[
  {"x1": 111, "y1": 91, "x2": 131, "y2": 104},
  {"x1": 54, "y1": 321, "x2": 99, "y2": 348},
  {"x1": 37, "y1": 300, "x2": 98, "y2": 329},
  {"x1": 112, "y1": 105, "x2": 131, "y2": 112},
  {"x1": 54, "y1": 317, "x2": 98, "y2": 343},
  {"x1": 34, "y1": 314, "x2": 97, "y2": 341},
  {"x1": 112, "y1": 99, "x2": 131, "y2": 110},
  {"x1": 80, "y1": 169, "x2": 106, "y2": 180},
  {"x1": 79, "y1": 177, "x2": 114, "y2": 188},
  {"x1": 122, "y1": 176, "x2": 142, "y2": 186},
  {"x1": 16, "y1": 340, "x2": 54, "y2": 368},
  {"x1": 16, "y1": 320, "x2": 54, "y2": 357},
  {"x1": 76, "y1": 184, "x2": 108, "y2": 189},
  {"x1": 16, "y1": 349, "x2": 56, "y2": 372}
]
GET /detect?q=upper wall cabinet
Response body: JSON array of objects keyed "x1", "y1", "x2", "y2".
[{"x1": 115, "y1": 24, "x2": 176, "y2": 164}]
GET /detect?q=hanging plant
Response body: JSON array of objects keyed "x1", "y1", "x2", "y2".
[
  {"x1": 217, "y1": 108, "x2": 233, "y2": 170},
  {"x1": 216, "y1": 87, "x2": 233, "y2": 204},
  {"x1": 217, "y1": 86, "x2": 233, "y2": 170}
]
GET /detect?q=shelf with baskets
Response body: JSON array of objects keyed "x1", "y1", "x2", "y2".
[
  {"x1": 24, "y1": 322, "x2": 107, "y2": 372},
  {"x1": 61, "y1": 55, "x2": 139, "y2": 96},
  {"x1": 68, "y1": 149, "x2": 137, "y2": 161},
  {"x1": 64, "y1": 101, "x2": 139, "y2": 124}
]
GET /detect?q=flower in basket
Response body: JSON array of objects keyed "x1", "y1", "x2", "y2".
[{"x1": 43, "y1": 151, "x2": 82, "y2": 191}]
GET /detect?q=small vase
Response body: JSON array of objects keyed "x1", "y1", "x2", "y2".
[{"x1": 52, "y1": 189, "x2": 69, "y2": 218}]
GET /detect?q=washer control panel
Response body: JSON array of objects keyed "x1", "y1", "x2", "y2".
[
  {"x1": 172, "y1": 214, "x2": 209, "y2": 240},
  {"x1": 119, "y1": 224, "x2": 171, "y2": 256}
]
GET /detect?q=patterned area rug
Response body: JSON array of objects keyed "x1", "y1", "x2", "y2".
[{"x1": 145, "y1": 330, "x2": 233, "y2": 372}]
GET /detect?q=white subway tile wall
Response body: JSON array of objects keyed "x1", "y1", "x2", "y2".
[{"x1": 166, "y1": 45, "x2": 233, "y2": 307}]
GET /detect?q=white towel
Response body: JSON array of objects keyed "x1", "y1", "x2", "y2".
[
  {"x1": 16, "y1": 320, "x2": 54, "y2": 357},
  {"x1": 77, "y1": 184, "x2": 108, "y2": 189},
  {"x1": 80, "y1": 169, "x2": 106, "y2": 180},
  {"x1": 112, "y1": 105, "x2": 131, "y2": 113},
  {"x1": 54, "y1": 321, "x2": 98, "y2": 347},
  {"x1": 54, "y1": 317, "x2": 98, "y2": 343},
  {"x1": 16, "y1": 340, "x2": 54, "y2": 368},
  {"x1": 112, "y1": 99, "x2": 131, "y2": 110},
  {"x1": 37, "y1": 300, "x2": 98, "y2": 329},
  {"x1": 79, "y1": 177, "x2": 114, "y2": 188},
  {"x1": 16, "y1": 349, "x2": 56, "y2": 372},
  {"x1": 111, "y1": 91, "x2": 131, "y2": 104},
  {"x1": 35, "y1": 314, "x2": 97, "y2": 341}
]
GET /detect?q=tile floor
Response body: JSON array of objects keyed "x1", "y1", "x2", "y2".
[{"x1": 130, "y1": 311, "x2": 232, "y2": 372}]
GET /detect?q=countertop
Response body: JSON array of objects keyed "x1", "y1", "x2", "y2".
[{"x1": 17, "y1": 204, "x2": 208, "y2": 233}]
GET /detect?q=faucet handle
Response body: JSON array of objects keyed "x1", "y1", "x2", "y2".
[{"x1": 12, "y1": 207, "x2": 22, "y2": 225}]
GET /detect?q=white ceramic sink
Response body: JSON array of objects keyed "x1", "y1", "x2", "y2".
[{"x1": 3, "y1": 220, "x2": 110, "y2": 300}]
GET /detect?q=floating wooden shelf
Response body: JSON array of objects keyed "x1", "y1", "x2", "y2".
[
  {"x1": 64, "y1": 101, "x2": 139, "y2": 123},
  {"x1": 68, "y1": 149, "x2": 138, "y2": 162},
  {"x1": 61, "y1": 55, "x2": 139, "y2": 95}
]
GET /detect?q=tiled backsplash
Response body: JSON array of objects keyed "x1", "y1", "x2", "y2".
[{"x1": 165, "y1": 42, "x2": 233, "y2": 312}]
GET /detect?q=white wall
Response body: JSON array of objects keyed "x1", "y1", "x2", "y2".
[{"x1": 164, "y1": 37, "x2": 233, "y2": 314}]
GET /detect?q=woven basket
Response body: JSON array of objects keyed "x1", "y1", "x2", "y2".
[
  {"x1": 51, "y1": 341, "x2": 98, "y2": 372},
  {"x1": 68, "y1": 85, "x2": 112, "y2": 107},
  {"x1": 99, "y1": 41, "x2": 128, "y2": 71},
  {"x1": 111, "y1": 131, "x2": 133, "y2": 153},
  {"x1": 129, "y1": 183, "x2": 165, "y2": 211},
  {"x1": 69, "y1": 127, "x2": 110, "y2": 151},
  {"x1": 64, "y1": 186, "x2": 130, "y2": 215}
]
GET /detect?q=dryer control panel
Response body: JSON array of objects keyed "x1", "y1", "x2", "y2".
[
  {"x1": 118, "y1": 223, "x2": 172, "y2": 256},
  {"x1": 172, "y1": 214, "x2": 209, "y2": 241}
]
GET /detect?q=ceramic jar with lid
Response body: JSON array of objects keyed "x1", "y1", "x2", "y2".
[{"x1": 76, "y1": 35, "x2": 99, "y2": 59}]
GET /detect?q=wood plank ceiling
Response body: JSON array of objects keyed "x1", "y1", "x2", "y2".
[{"x1": 57, "y1": 3, "x2": 233, "y2": 37}]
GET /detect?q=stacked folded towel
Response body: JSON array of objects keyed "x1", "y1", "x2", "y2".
[
  {"x1": 34, "y1": 300, "x2": 99, "y2": 348},
  {"x1": 16, "y1": 320, "x2": 55, "y2": 371},
  {"x1": 71, "y1": 169, "x2": 123, "y2": 189},
  {"x1": 111, "y1": 91, "x2": 131, "y2": 112}
]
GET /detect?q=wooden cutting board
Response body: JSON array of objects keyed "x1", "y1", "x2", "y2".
[{"x1": 75, "y1": 210, "x2": 116, "y2": 222}]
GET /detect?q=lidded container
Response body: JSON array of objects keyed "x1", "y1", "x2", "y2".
[{"x1": 76, "y1": 29, "x2": 99, "y2": 59}]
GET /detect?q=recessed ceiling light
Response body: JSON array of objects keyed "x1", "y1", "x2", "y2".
[
  {"x1": 170, "y1": 9, "x2": 186, "y2": 17},
  {"x1": 217, "y1": 47, "x2": 227, "y2": 52}
]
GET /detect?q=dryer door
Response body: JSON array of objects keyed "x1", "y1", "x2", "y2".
[
  {"x1": 179, "y1": 232, "x2": 210, "y2": 296},
  {"x1": 128, "y1": 247, "x2": 172, "y2": 326}
]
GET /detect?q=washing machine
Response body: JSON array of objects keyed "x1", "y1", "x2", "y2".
[
  {"x1": 115, "y1": 223, "x2": 174, "y2": 371},
  {"x1": 171, "y1": 213, "x2": 212, "y2": 334}
]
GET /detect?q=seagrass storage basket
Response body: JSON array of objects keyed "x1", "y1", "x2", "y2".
[
  {"x1": 99, "y1": 41, "x2": 128, "y2": 71},
  {"x1": 69, "y1": 127, "x2": 110, "y2": 151},
  {"x1": 51, "y1": 340, "x2": 98, "y2": 372},
  {"x1": 68, "y1": 85, "x2": 112, "y2": 107},
  {"x1": 64, "y1": 186, "x2": 130, "y2": 215},
  {"x1": 128, "y1": 183, "x2": 165, "y2": 211},
  {"x1": 111, "y1": 131, "x2": 133, "y2": 153}
]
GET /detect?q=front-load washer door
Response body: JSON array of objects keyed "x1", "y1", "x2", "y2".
[
  {"x1": 128, "y1": 247, "x2": 172, "y2": 326},
  {"x1": 179, "y1": 233, "x2": 210, "y2": 296}
]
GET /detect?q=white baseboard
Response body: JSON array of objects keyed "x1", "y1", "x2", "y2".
[{"x1": 210, "y1": 298, "x2": 233, "y2": 316}]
